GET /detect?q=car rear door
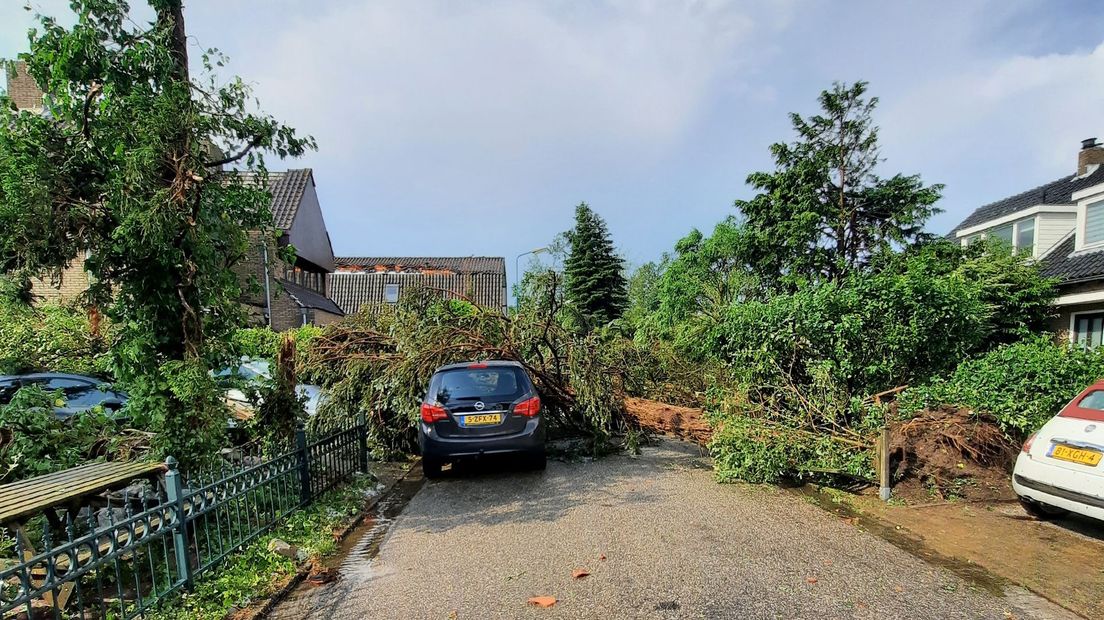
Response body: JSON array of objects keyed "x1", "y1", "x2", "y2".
[{"x1": 428, "y1": 366, "x2": 533, "y2": 439}]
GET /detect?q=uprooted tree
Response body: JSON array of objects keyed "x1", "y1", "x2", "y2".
[{"x1": 0, "y1": 0, "x2": 314, "y2": 468}]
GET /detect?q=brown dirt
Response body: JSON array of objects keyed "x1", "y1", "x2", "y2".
[
  {"x1": 889, "y1": 406, "x2": 1018, "y2": 503},
  {"x1": 623, "y1": 397, "x2": 712, "y2": 445}
]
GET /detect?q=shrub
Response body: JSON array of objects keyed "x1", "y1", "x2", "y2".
[
  {"x1": 898, "y1": 336, "x2": 1104, "y2": 439},
  {"x1": 0, "y1": 301, "x2": 111, "y2": 376},
  {"x1": 710, "y1": 241, "x2": 1055, "y2": 400},
  {"x1": 232, "y1": 325, "x2": 321, "y2": 363},
  {"x1": 709, "y1": 415, "x2": 875, "y2": 484}
]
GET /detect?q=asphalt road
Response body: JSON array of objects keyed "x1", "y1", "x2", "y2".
[{"x1": 269, "y1": 439, "x2": 1072, "y2": 619}]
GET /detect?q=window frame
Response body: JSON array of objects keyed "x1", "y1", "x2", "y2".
[
  {"x1": 966, "y1": 216, "x2": 1037, "y2": 256},
  {"x1": 1084, "y1": 199, "x2": 1104, "y2": 248},
  {"x1": 383, "y1": 283, "x2": 400, "y2": 304},
  {"x1": 1071, "y1": 310, "x2": 1104, "y2": 349}
]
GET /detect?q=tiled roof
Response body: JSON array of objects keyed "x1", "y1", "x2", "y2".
[
  {"x1": 232, "y1": 169, "x2": 313, "y2": 230},
  {"x1": 334, "y1": 256, "x2": 505, "y2": 274},
  {"x1": 276, "y1": 278, "x2": 344, "y2": 315},
  {"x1": 328, "y1": 271, "x2": 507, "y2": 315},
  {"x1": 950, "y1": 166, "x2": 1104, "y2": 234},
  {"x1": 1040, "y1": 235, "x2": 1104, "y2": 282}
]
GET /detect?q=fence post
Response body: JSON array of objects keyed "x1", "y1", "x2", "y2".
[
  {"x1": 878, "y1": 426, "x2": 892, "y2": 501},
  {"x1": 357, "y1": 411, "x2": 369, "y2": 474},
  {"x1": 164, "y1": 456, "x2": 193, "y2": 590},
  {"x1": 296, "y1": 424, "x2": 312, "y2": 506}
]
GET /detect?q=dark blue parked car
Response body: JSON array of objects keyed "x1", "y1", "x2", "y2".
[
  {"x1": 418, "y1": 360, "x2": 546, "y2": 477},
  {"x1": 0, "y1": 373, "x2": 127, "y2": 419}
]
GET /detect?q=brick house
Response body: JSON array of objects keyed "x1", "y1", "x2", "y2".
[
  {"x1": 6, "y1": 63, "x2": 342, "y2": 330},
  {"x1": 948, "y1": 138, "x2": 1104, "y2": 345},
  {"x1": 235, "y1": 169, "x2": 345, "y2": 330},
  {"x1": 328, "y1": 257, "x2": 507, "y2": 315}
]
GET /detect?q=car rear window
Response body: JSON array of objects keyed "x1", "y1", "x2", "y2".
[
  {"x1": 1060, "y1": 388, "x2": 1104, "y2": 422},
  {"x1": 430, "y1": 367, "x2": 527, "y2": 404},
  {"x1": 1078, "y1": 390, "x2": 1104, "y2": 411}
]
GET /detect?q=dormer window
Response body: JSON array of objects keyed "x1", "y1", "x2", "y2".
[
  {"x1": 1085, "y1": 199, "x2": 1104, "y2": 246},
  {"x1": 965, "y1": 216, "x2": 1036, "y2": 255}
]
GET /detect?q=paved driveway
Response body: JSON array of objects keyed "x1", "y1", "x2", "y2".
[{"x1": 270, "y1": 439, "x2": 1072, "y2": 619}]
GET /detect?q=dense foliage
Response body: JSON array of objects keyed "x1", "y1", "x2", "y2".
[
  {"x1": 621, "y1": 82, "x2": 1059, "y2": 484},
  {"x1": 0, "y1": 301, "x2": 110, "y2": 376},
  {"x1": 564, "y1": 203, "x2": 628, "y2": 328},
  {"x1": 899, "y1": 336, "x2": 1104, "y2": 439},
  {"x1": 735, "y1": 81, "x2": 943, "y2": 287},
  {"x1": 0, "y1": 1, "x2": 313, "y2": 468},
  {"x1": 711, "y1": 240, "x2": 1055, "y2": 396}
]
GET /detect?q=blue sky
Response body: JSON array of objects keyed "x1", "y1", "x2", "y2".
[{"x1": 3, "y1": 1, "x2": 1104, "y2": 284}]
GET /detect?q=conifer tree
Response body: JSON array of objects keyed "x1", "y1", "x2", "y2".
[{"x1": 563, "y1": 203, "x2": 627, "y2": 327}]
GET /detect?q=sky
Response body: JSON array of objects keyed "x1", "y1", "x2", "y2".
[{"x1": 3, "y1": 1, "x2": 1104, "y2": 285}]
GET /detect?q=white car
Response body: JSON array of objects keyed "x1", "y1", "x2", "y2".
[{"x1": 1013, "y1": 381, "x2": 1104, "y2": 522}]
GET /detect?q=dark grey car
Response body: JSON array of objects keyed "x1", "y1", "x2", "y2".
[
  {"x1": 417, "y1": 360, "x2": 546, "y2": 478},
  {"x1": 0, "y1": 372, "x2": 127, "y2": 419}
]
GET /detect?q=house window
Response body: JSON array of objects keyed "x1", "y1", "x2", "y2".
[
  {"x1": 1074, "y1": 312, "x2": 1104, "y2": 349},
  {"x1": 1015, "y1": 218, "x2": 1034, "y2": 255},
  {"x1": 384, "y1": 283, "x2": 400, "y2": 303},
  {"x1": 990, "y1": 222, "x2": 1014, "y2": 245},
  {"x1": 978, "y1": 217, "x2": 1035, "y2": 255},
  {"x1": 1086, "y1": 200, "x2": 1104, "y2": 246}
]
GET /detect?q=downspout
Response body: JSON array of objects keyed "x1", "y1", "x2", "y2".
[{"x1": 261, "y1": 240, "x2": 273, "y2": 328}]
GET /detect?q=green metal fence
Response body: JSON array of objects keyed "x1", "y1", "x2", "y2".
[{"x1": 0, "y1": 415, "x2": 368, "y2": 619}]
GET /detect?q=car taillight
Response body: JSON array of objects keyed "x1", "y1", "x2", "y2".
[
  {"x1": 420, "y1": 402, "x2": 448, "y2": 423},
  {"x1": 514, "y1": 396, "x2": 541, "y2": 417},
  {"x1": 1021, "y1": 432, "x2": 1037, "y2": 454}
]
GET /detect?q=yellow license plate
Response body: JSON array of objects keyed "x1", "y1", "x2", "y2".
[
  {"x1": 1051, "y1": 444, "x2": 1103, "y2": 467},
  {"x1": 462, "y1": 413, "x2": 502, "y2": 426}
]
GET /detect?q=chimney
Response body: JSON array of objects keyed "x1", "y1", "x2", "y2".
[
  {"x1": 4, "y1": 61, "x2": 44, "y2": 111},
  {"x1": 1079, "y1": 137, "x2": 1104, "y2": 176}
]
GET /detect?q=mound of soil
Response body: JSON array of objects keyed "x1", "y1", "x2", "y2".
[
  {"x1": 889, "y1": 406, "x2": 1018, "y2": 503},
  {"x1": 623, "y1": 397, "x2": 712, "y2": 445}
]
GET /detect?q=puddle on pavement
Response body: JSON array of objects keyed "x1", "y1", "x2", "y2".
[
  {"x1": 322, "y1": 469, "x2": 425, "y2": 580},
  {"x1": 793, "y1": 485, "x2": 1008, "y2": 597}
]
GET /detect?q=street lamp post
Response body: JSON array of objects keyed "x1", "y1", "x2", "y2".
[{"x1": 514, "y1": 247, "x2": 549, "y2": 311}]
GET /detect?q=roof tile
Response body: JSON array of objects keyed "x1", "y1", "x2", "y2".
[
  {"x1": 951, "y1": 165, "x2": 1104, "y2": 234},
  {"x1": 334, "y1": 256, "x2": 505, "y2": 274},
  {"x1": 231, "y1": 169, "x2": 313, "y2": 230},
  {"x1": 277, "y1": 278, "x2": 344, "y2": 315}
]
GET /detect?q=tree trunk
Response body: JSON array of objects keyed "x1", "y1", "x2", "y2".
[{"x1": 157, "y1": 1, "x2": 203, "y2": 360}]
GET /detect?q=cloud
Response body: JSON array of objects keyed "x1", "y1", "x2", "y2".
[
  {"x1": 877, "y1": 40, "x2": 1104, "y2": 230},
  {"x1": 211, "y1": 1, "x2": 783, "y2": 183},
  {"x1": 883, "y1": 42, "x2": 1104, "y2": 172}
]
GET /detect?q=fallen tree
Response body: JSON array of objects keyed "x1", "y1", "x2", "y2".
[{"x1": 303, "y1": 284, "x2": 627, "y2": 458}]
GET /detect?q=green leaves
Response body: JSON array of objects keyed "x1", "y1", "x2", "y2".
[
  {"x1": 899, "y1": 336, "x2": 1104, "y2": 439},
  {"x1": 563, "y1": 203, "x2": 628, "y2": 329},
  {"x1": 734, "y1": 81, "x2": 943, "y2": 287},
  {"x1": 0, "y1": 1, "x2": 315, "y2": 469}
]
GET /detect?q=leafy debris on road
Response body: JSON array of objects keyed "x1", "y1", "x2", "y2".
[{"x1": 572, "y1": 569, "x2": 590, "y2": 580}]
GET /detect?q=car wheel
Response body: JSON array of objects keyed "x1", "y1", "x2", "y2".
[
  {"x1": 1019, "y1": 497, "x2": 1069, "y2": 520},
  {"x1": 422, "y1": 457, "x2": 444, "y2": 479}
]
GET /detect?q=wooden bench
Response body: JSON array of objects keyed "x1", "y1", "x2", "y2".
[{"x1": 0, "y1": 460, "x2": 166, "y2": 609}]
